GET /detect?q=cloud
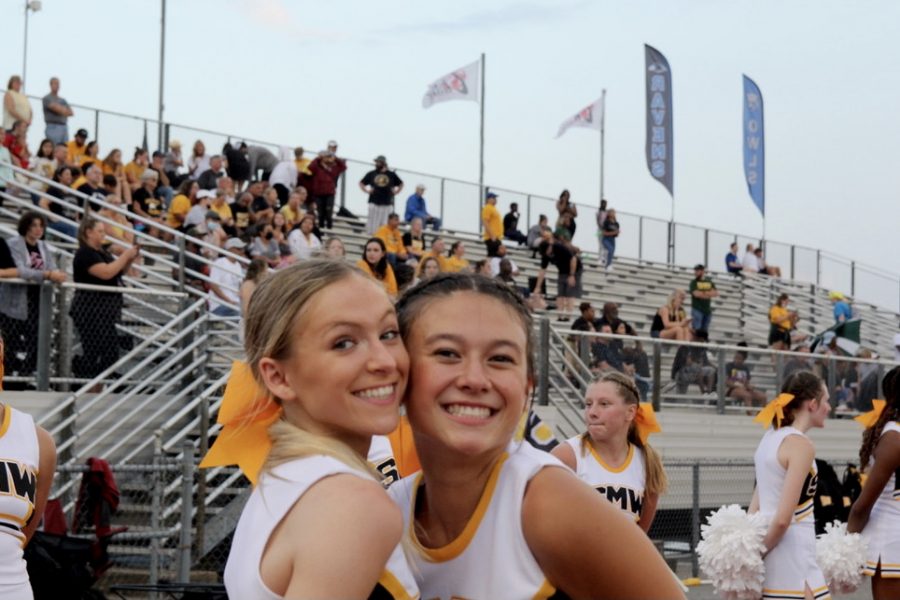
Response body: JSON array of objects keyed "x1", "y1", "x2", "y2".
[{"x1": 232, "y1": 0, "x2": 350, "y2": 43}]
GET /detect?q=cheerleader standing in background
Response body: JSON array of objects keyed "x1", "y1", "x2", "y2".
[
  {"x1": 552, "y1": 371, "x2": 667, "y2": 532},
  {"x1": 848, "y1": 366, "x2": 900, "y2": 600},
  {"x1": 749, "y1": 371, "x2": 832, "y2": 600},
  {"x1": 201, "y1": 261, "x2": 417, "y2": 599},
  {"x1": 391, "y1": 274, "x2": 685, "y2": 599}
]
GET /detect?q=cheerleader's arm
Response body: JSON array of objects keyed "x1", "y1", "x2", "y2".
[
  {"x1": 749, "y1": 487, "x2": 759, "y2": 514},
  {"x1": 638, "y1": 492, "x2": 659, "y2": 533},
  {"x1": 23, "y1": 426, "x2": 56, "y2": 544},
  {"x1": 848, "y1": 430, "x2": 900, "y2": 534},
  {"x1": 763, "y1": 436, "x2": 815, "y2": 554}
]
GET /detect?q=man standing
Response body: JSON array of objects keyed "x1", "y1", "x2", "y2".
[
  {"x1": 481, "y1": 191, "x2": 503, "y2": 257},
  {"x1": 689, "y1": 264, "x2": 719, "y2": 333},
  {"x1": 360, "y1": 155, "x2": 403, "y2": 234},
  {"x1": 404, "y1": 184, "x2": 442, "y2": 230},
  {"x1": 308, "y1": 151, "x2": 346, "y2": 230},
  {"x1": 42, "y1": 77, "x2": 73, "y2": 146},
  {"x1": 534, "y1": 235, "x2": 583, "y2": 320}
]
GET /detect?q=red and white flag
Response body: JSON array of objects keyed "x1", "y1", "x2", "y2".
[
  {"x1": 422, "y1": 60, "x2": 480, "y2": 109},
  {"x1": 556, "y1": 97, "x2": 604, "y2": 138}
]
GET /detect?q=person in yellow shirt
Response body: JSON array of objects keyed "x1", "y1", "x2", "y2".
[
  {"x1": 768, "y1": 293, "x2": 798, "y2": 350},
  {"x1": 66, "y1": 128, "x2": 89, "y2": 166},
  {"x1": 278, "y1": 188, "x2": 305, "y2": 228},
  {"x1": 356, "y1": 237, "x2": 398, "y2": 298},
  {"x1": 293, "y1": 147, "x2": 312, "y2": 176},
  {"x1": 445, "y1": 241, "x2": 471, "y2": 272},
  {"x1": 481, "y1": 191, "x2": 502, "y2": 257},
  {"x1": 374, "y1": 213, "x2": 408, "y2": 268},
  {"x1": 419, "y1": 236, "x2": 450, "y2": 272},
  {"x1": 123, "y1": 148, "x2": 150, "y2": 192},
  {"x1": 167, "y1": 179, "x2": 196, "y2": 230}
]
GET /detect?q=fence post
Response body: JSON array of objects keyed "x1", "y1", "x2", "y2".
[
  {"x1": 178, "y1": 441, "x2": 195, "y2": 583},
  {"x1": 195, "y1": 315, "x2": 211, "y2": 558},
  {"x1": 651, "y1": 341, "x2": 661, "y2": 411},
  {"x1": 439, "y1": 178, "x2": 445, "y2": 225},
  {"x1": 716, "y1": 350, "x2": 726, "y2": 414},
  {"x1": 850, "y1": 261, "x2": 856, "y2": 297},
  {"x1": 35, "y1": 283, "x2": 54, "y2": 390},
  {"x1": 94, "y1": 109, "x2": 99, "y2": 141},
  {"x1": 578, "y1": 336, "x2": 591, "y2": 367},
  {"x1": 150, "y1": 433, "x2": 163, "y2": 590},
  {"x1": 339, "y1": 172, "x2": 346, "y2": 209},
  {"x1": 790, "y1": 245, "x2": 795, "y2": 280},
  {"x1": 816, "y1": 250, "x2": 821, "y2": 287},
  {"x1": 638, "y1": 217, "x2": 644, "y2": 261},
  {"x1": 56, "y1": 283, "x2": 74, "y2": 392},
  {"x1": 691, "y1": 462, "x2": 700, "y2": 578},
  {"x1": 826, "y1": 355, "x2": 837, "y2": 417},
  {"x1": 526, "y1": 194, "x2": 532, "y2": 231},
  {"x1": 176, "y1": 236, "x2": 186, "y2": 294},
  {"x1": 538, "y1": 318, "x2": 550, "y2": 406},
  {"x1": 775, "y1": 351, "x2": 785, "y2": 396},
  {"x1": 703, "y1": 229, "x2": 709, "y2": 271}
]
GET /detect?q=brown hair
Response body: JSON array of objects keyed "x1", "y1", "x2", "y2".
[
  {"x1": 581, "y1": 371, "x2": 668, "y2": 495},
  {"x1": 774, "y1": 370, "x2": 825, "y2": 428},
  {"x1": 859, "y1": 366, "x2": 900, "y2": 470},
  {"x1": 76, "y1": 216, "x2": 102, "y2": 247}
]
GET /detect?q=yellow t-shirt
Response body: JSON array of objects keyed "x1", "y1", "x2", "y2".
[
  {"x1": 445, "y1": 256, "x2": 470, "y2": 273},
  {"x1": 123, "y1": 161, "x2": 146, "y2": 185},
  {"x1": 375, "y1": 225, "x2": 405, "y2": 255},
  {"x1": 167, "y1": 194, "x2": 192, "y2": 228},
  {"x1": 101, "y1": 162, "x2": 120, "y2": 176},
  {"x1": 356, "y1": 259, "x2": 398, "y2": 297},
  {"x1": 482, "y1": 203, "x2": 502, "y2": 241},
  {"x1": 769, "y1": 305, "x2": 792, "y2": 331},
  {"x1": 66, "y1": 141, "x2": 87, "y2": 166},
  {"x1": 279, "y1": 204, "x2": 302, "y2": 226},
  {"x1": 294, "y1": 158, "x2": 312, "y2": 176},
  {"x1": 210, "y1": 202, "x2": 233, "y2": 223}
]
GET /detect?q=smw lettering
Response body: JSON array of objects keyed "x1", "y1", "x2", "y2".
[
  {"x1": 0, "y1": 460, "x2": 37, "y2": 504},
  {"x1": 595, "y1": 485, "x2": 643, "y2": 517}
]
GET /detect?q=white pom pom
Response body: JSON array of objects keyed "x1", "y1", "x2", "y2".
[
  {"x1": 816, "y1": 521, "x2": 867, "y2": 595},
  {"x1": 696, "y1": 504, "x2": 767, "y2": 600}
]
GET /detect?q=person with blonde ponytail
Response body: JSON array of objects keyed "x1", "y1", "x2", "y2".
[
  {"x1": 201, "y1": 260, "x2": 417, "y2": 599},
  {"x1": 848, "y1": 366, "x2": 900, "y2": 599},
  {"x1": 552, "y1": 371, "x2": 667, "y2": 532}
]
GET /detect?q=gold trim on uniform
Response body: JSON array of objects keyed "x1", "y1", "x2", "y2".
[
  {"x1": 587, "y1": 442, "x2": 634, "y2": 474},
  {"x1": 377, "y1": 568, "x2": 418, "y2": 599},
  {"x1": 0, "y1": 405, "x2": 10, "y2": 438}
]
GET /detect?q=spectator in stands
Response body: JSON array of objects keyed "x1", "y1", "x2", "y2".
[
  {"x1": 404, "y1": 184, "x2": 441, "y2": 230},
  {"x1": 689, "y1": 264, "x2": 719, "y2": 333},
  {"x1": 725, "y1": 242, "x2": 742, "y2": 276},
  {"x1": 132, "y1": 169, "x2": 166, "y2": 235},
  {"x1": 208, "y1": 238, "x2": 246, "y2": 317},
  {"x1": 98, "y1": 195, "x2": 136, "y2": 255},
  {"x1": 357, "y1": 237, "x2": 398, "y2": 298},
  {"x1": 323, "y1": 236, "x2": 345, "y2": 260},
  {"x1": 203, "y1": 211, "x2": 228, "y2": 252},
  {"x1": 402, "y1": 217, "x2": 427, "y2": 265},
  {"x1": 149, "y1": 151, "x2": 174, "y2": 207},
  {"x1": 556, "y1": 189, "x2": 577, "y2": 237},
  {"x1": 277, "y1": 188, "x2": 303, "y2": 229},
  {"x1": 210, "y1": 188, "x2": 235, "y2": 234},
  {"x1": 554, "y1": 212, "x2": 574, "y2": 244},
  {"x1": 198, "y1": 155, "x2": 225, "y2": 191},
  {"x1": 829, "y1": 291, "x2": 852, "y2": 324},
  {"x1": 598, "y1": 302, "x2": 636, "y2": 335},
  {"x1": 101, "y1": 148, "x2": 124, "y2": 177},
  {"x1": 269, "y1": 212, "x2": 293, "y2": 264},
  {"x1": 481, "y1": 191, "x2": 503, "y2": 257},
  {"x1": 293, "y1": 146, "x2": 311, "y2": 176},
  {"x1": 253, "y1": 185, "x2": 278, "y2": 224},
  {"x1": 163, "y1": 139, "x2": 184, "y2": 186},
  {"x1": 489, "y1": 243, "x2": 519, "y2": 277},
  {"x1": 360, "y1": 155, "x2": 403, "y2": 234},
  {"x1": 741, "y1": 243, "x2": 760, "y2": 273},
  {"x1": 590, "y1": 324, "x2": 626, "y2": 372},
  {"x1": 52, "y1": 142, "x2": 68, "y2": 169},
  {"x1": 29, "y1": 138, "x2": 56, "y2": 185},
  {"x1": 250, "y1": 222, "x2": 282, "y2": 269},
  {"x1": 445, "y1": 241, "x2": 470, "y2": 273},
  {"x1": 495, "y1": 258, "x2": 521, "y2": 291},
  {"x1": 3, "y1": 75, "x2": 31, "y2": 130},
  {"x1": 41, "y1": 77, "x2": 73, "y2": 145},
  {"x1": 189, "y1": 140, "x2": 209, "y2": 180},
  {"x1": 572, "y1": 302, "x2": 601, "y2": 333},
  {"x1": 671, "y1": 329, "x2": 716, "y2": 394},
  {"x1": 651, "y1": 289, "x2": 691, "y2": 340},
  {"x1": 375, "y1": 213, "x2": 408, "y2": 268},
  {"x1": 725, "y1": 344, "x2": 766, "y2": 408},
  {"x1": 66, "y1": 128, "x2": 89, "y2": 167},
  {"x1": 123, "y1": 147, "x2": 150, "y2": 191},
  {"x1": 595, "y1": 199, "x2": 609, "y2": 264},
  {"x1": 186, "y1": 191, "x2": 214, "y2": 231},
  {"x1": 41, "y1": 167, "x2": 77, "y2": 237},
  {"x1": 503, "y1": 202, "x2": 527, "y2": 246},
  {"x1": 230, "y1": 191, "x2": 253, "y2": 233},
  {"x1": 70, "y1": 216, "x2": 140, "y2": 378},
  {"x1": 600, "y1": 208, "x2": 620, "y2": 271},
  {"x1": 2, "y1": 120, "x2": 30, "y2": 169},
  {"x1": 308, "y1": 151, "x2": 346, "y2": 230},
  {"x1": 288, "y1": 214, "x2": 322, "y2": 260},
  {"x1": 268, "y1": 148, "x2": 298, "y2": 206},
  {"x1": 168, "y1": 179, "x2": 198, "y2": 231},
  {"x1": 0, "y1": 213, "x2": 66, "y2": 377},
  {"x1": 421, "y1": 236, "x2": 450, "y2": 272},
  {"x1": 247, "y1": 144, "x2": 279, "y2": 181},
  {"x1": 768, "y1": 293, "x2": 799, "y2": 350},
  {"x1": 223, "y1": 141, "x2": 250, "y2": 191},
  {"x1": 0, "y1": 144, "x2": 11, "y2": 195},
  {"x1": 76, "y1": 163, "x2": 108, "y2": 210},
  {"x1": 83, "y1": 141, "x2": 101, "y2": 170},
  {"x1": 415, "y1": 256, "x2": 441, "y2": 284},
  {"x1": 527, "y1": 214, "x2": 550, "y2": 256},
  {"x1": 535, "y1": 233, "x2": 583, "y2": 321},
  {"x1": 473, "y1": 259, "x2": 492, "y2": 277},
  {"x1": 239, "y1": 257, "x2": 269, "y2": 317}
]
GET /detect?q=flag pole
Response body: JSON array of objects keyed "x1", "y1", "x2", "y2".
[
  {"x1": 478, "y1": 52, "x2": 486, "y2": 218},
  {"x1": 599, "y1": 89, "x2": 606, "y2": 205}
]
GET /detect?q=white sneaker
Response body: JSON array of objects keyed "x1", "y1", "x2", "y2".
[{"x1": 605, "y1": 265, "x2": 613, "y2": 272}]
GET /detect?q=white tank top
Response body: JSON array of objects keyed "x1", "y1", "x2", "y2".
[
  {"x1": 224, "y1": 454, "x2": 418, "y2": 600},
  {"x1": 754, "y1": 426, "x2": 818, "y2": 524},
  {"x1": 564, "y1": 436, "x2": 646, "y2": 522},
  {"x1": 868, "y1": 421, "x2": 900, "y2": 517},
  {"x1": 368, "y1": 435, "x2": 400, "y2": 487},
  {"x1": 389, "y1": 441, "x2": 566, "y2": 600},
  {"x1": 0, "y1": 404, "x2": 40, "y2": 591}
]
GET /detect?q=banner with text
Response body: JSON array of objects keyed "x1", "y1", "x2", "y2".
[
  {"x1": 556, "y1": 97, "x2": 604, "y2": 138},
  {"x1": 742, "y1": 75, "x2": 765, "y2": 216},
  {"x1": 644, "y1": 44, "x2": 673, "y2": 197},
  {"x1": 422, "y1": 60, "x2": 481, "y2": 109}
]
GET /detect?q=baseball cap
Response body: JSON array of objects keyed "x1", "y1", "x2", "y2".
[
  {"x1": 197, "y1": 190, "x2": 215, "y2": 200},
  {"x1": 694, "y1": 263, "x2": 705, "y2": 270},
  {"x1": 828, "y1": 291, "x2": 845, "y2": 301},
  {"x1": 224, "y1": 238, "x2": 245, "y2": 250},
  {"x1": 75, "y1": 128, "x2": 88, "y2": 138},
  {"x1": 205, "y1": 210, "x2": 222, "y2": 221},
  {"x1": 374, "y1": 155, "x2": 387, "y2": 162},
  {"x1": 486, "y1": 192, "x2": 498, "y2": 199}
]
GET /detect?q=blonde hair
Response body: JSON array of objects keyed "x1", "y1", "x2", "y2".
[
  {"x1": 664, "y1": 290, "x2": 685, "y2": 322},
  {"x1": 243, "y1": 260, "x2": 379, "y2": 478},
  {"x1": 581, "y1": 371, "x2": 668, "y2": 496}
]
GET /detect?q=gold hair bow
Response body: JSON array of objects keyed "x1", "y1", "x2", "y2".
[
  {"x1": 854, "y1": 399, "x2": 885, "y2": 429},
  {"x1": 199, "y1": 360, "x2": 281, "y2": 486},
  {"x1": 634, "y1": 403, "x2": 662, "y2": 445},
  {"x1": 753, "y1": 393, "x2": 795, "y2": 428}
]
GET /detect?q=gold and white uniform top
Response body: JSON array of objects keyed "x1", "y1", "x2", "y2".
[
  {"x1": 389, "y1": 441, "x2": 568, "y2": 600},
  {"x1": 862, "y1": 421, "x2": 900, "y2": 578},
  {"x1": 224, "y1": 455, "x2": 418, "y2": 600},
  {"x1": 0, "y1": 404, "x2": 40, "y2": 599},
  {"x1": 564, "y1": 436, "x2": 646, "y2": 522},
  {"x1": 368, "y1": 435, "x2": 400, "y2": 487},
  {"x1": 754, "y1": 426, "x2": 818, "y2": 524}
]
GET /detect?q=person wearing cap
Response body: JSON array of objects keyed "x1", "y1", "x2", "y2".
[
  {"x1": 168, "y1": 179, "x2": 199, "y2": 230},
  {"x1": 164, "y1": 139, "x2": 185, "y2": 186},
  {"x1": 828, "y1": 291, "x2": 852, "y2": 324},
  {"x1": 308, "y1": 150, "x2": 346, "y2": 230},
  {"x1": 42, "y1": 77, "x2": 74, "y2": 146},
  {"x1": 66, "y1": 128, "x2": 90, "y2": 166},
  {"x1": 360, "y1": 155, "x2": 403, "y2": 234},
  {"x1": 187, "y1": 189, "x2": 216, "y2": 231},
  {"x1": 482, "y1": 191, "x2": 503, "y2": 257},
  {"x1": 688, "y1": 264, "x2": 718, "y2": 333},
  {"x1": 208, "y1": 238, "x2": 246, "y2": 317},
  {"x1": 404, "y1": 184, "x2": 441, "y2": 231}
]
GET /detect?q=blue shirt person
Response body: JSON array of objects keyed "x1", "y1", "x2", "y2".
[
  {"x1": 403, "y1": 184, "x2": 442, "y2": 230},
  {"x1": 829, "y1": 291, "x2": 852, "y2": 323}
]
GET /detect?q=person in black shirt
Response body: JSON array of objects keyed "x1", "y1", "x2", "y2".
[
  {"x1": 503, "y1": 202, "x2": 527, "y2": 246},
  {"x1": 534, "y1": 236, "x2": 583, "y2": 320},
  {"x1": 402, "y1": 217, "x2": 427, "y2": 266},
  {"x1": 601, "y1": 208, "x2": 620, "y2": 271},
  {"x1": 197, "y1": 155, "x2": 225, "y2": 190},
  {"x1": 724, "y1": 345, "x2": 766, "y2": 408},
  {"x1": 131, "y1": 168, "x2": 165, "y2": 237},
  {"x1": 76, "y1": 163, "x2": 108, "y2": 211},
  {"x1": 42, "y1": 166, "x2": 78, "y2": 237},
  {"x1": 230, "y1": 192, "x2": 253, "y2": 234},
  {"x1": 360, "y1": 155, "x2": 403, "y2": 234}
]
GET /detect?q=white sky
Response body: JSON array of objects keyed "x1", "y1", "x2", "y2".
[{"x1": 2, "y1": 0, "x2": 898, "y2": 308}]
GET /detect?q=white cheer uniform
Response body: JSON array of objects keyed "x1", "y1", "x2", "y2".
[
  {"x1": 389, "y1": 441, "x2": 568, "y2": 600},
  {"x1": 754, "y1": 426, "x2": 830, "y2": 600},
  {"x1": 564, "y1": 436, "x2": 646, "y2": 522},
  {"x1": 224, "y1": 455, "x2": 418, "y2": 599},
  {"x1": 0, "y1": 405, "x2": 40, "y2": 600},
  {"x1": 862, "y1": 421, "x2": 900, "y2": 578},
  {"x1": 368, "y1": 435, "x2": 400, "y2": 487}
]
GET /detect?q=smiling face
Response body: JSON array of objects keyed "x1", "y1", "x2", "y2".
[
  {"x1": 404, "y1": 291, "x2": 531, "y2": 459},
  {"x1": 260, "y1": 275, "x2": 408, "y2": 451},
  {"x1": 583, "y1": 381, "x2": 636, "y2": 444}
]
